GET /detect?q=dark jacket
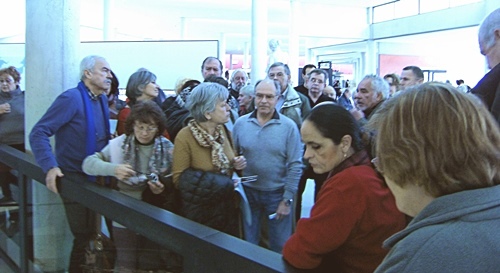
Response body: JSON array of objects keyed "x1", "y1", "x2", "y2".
[
  {"x1": 472, "y1": 62, "x2": 500, "y2": 124},
  {"x1": 178, "y1": 168, "x2": 238, "y2": 236},
  {"x1": 162, "y1": 97, "x2": 192, "y2": 143}
]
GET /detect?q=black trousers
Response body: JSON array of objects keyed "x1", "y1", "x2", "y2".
[{"x1": 0, "y1": 143, "x2": 25, "y2": 199}]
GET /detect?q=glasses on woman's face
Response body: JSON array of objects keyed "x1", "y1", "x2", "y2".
[
  {"x1": 134, "y1": 124, "x2": 158, "y2": 133},
  {"x1": 371, "y1": 157, "x2": 383, "y2": 174}
]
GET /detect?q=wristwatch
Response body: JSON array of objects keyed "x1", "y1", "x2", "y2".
[{"x1": 283, "y1": 198, "x2": 293, "y2": 206}]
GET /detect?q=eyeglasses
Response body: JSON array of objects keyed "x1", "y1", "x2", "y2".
[
  {"x1": 371, "y1": 157, "x2": 383, "y2": 174},
  {"x1": 255, "y1": 93, "x2": 276, "y2": 100},
  {"x1": 134, "y1": 125, "x2": 158, "y2": 133}
]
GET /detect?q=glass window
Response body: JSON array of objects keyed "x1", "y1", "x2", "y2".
[
  {"x1": 450, "y1": 0, "x2": 482, "y2": 7},
  {"x1": 373, "y1": 3, "x2": 396, "y2": 23},
  {"x1": 394, "y1": 0, "x2": 419, "y2": 18},
  {"x1": 420, "y1": 0, "x2": 450, "y2": 13}
]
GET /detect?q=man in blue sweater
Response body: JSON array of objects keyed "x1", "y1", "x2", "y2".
[
  {"x1": 233, "y1": 78, "x2": 303, "y2": 253},
  {"x1": 29, "y1": 55, "x2": 112, "y2": 273}
]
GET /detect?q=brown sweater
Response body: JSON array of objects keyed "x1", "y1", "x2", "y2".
[{"x1": 172, "y1": 126, "x2": 236, "y2": 187}]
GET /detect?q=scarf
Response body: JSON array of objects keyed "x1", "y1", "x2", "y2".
[
  {"x1": 122, "y1": 135, "x2": 171, "y2": 177},
  {"x1": 78, "y1": 81, "x2": 110, "y2": 182},
  {"x1": 188, "y1": 119, "x2": 231, "y2": 174}
]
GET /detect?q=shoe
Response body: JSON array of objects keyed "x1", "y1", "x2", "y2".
[{"x1": 0, "y1": 197, "x2": 18, "y2": 206}]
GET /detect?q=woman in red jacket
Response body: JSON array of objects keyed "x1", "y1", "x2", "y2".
[{"x1": 283, "y1": 103, "x2": 406, "y2": 273}]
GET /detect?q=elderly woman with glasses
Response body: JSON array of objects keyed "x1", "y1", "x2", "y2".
[
  {"x1": 282, "y1": 103, "x2": 406, "y2": 272},
  {"x1": 83, "y1": 100, "x2": 175, "y2": 272},
  {"x1": 370, "y1": 83, "x2": 500, "y2": 273},
  {"x1": 172, "y1": 82, "x2": 246, "y2": 236}
]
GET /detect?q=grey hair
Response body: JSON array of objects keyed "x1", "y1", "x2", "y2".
[
  {"x1": 239, "y1": 84, "x2": 255, "y2": 97},
  {"x1": 478, "y1": 8, "x2": 500, "y2": 50},
  {"x1": 231, "y1": 69, "x2": 248, "y2": 81},
  {"x1": 267, "y1": 62, "x2": 291, "y2": 76},
  {"x1": 125, "y1": 70, "x2": 157, "y2": 105},
  {"x1": 361, "y1": 74, "x2": 390, "y2": 100},
  {"x1": 186, "y1": 82, "x2": 229, "y2": 122},
  {"x1": 255, "y1": 79, "x2": 281, "y2": 96},
  {"x1": 79, "y1": 55, "x2": 106, "y2": 81}
]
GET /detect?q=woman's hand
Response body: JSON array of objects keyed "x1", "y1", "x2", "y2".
[
  {"x1": 114, "y1": 164, "x2": 135, "y2": 181},
  {"x1": 148, "y1": 180, "x2": 165, "y2": 194},
  {"x1": 0, "y1": 103, "x2": 11, "y2": 114},
  {"x1": 233, "y1": 155, "x2": 247, "y2": 170}
]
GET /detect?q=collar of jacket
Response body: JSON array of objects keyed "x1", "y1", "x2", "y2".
[{"x1": 281, "y1": 85, "x2": 303, "y2": 108}]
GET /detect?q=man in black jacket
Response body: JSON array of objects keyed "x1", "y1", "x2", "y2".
[{"x1": 472, "y1": 8, "x2": 500, "y2": 125}]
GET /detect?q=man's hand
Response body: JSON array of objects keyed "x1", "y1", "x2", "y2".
[
  {"x1": 233, "y1": 156, "x2": 247, "y2": 170},
  {"x1": 114, "y1": 164, "x2": 135, "y2": 181},
  {"x1": 274, "y1": 200, "x2": 292, "y2": 220},
  {"x1": 350, "y1": 108, "x2": 365, "y2": 121},
  {"x1": 46, "y1": 167, "x2": 64, "y2": 194}
]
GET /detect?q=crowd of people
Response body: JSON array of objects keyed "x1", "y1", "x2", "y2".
[{"x1": 0, "y1": 7, "x2": 497, "y2": 273}]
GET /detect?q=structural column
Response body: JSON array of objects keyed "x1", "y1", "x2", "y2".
[
  {"x1": 103, "y1": 0, "x2": 115, "y2": 40},
  {"x1": 250, "y1": 0, "x2": 268, "y2": 84},
  {"x1": 25, "y1": 0, "x2": 80, "y2": 271},
  {"x1": 288, "y1": 0, "x2": 300, "y2": 86},
  {"x1": 243, "y1": 42, "x2": 250, "y2": 69},
  {"x1": 219, "y1": 32, "x2": 227, "y2": 72}
]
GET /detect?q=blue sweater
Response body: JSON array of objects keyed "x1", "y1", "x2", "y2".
[
  {"x1": 30, "y1": 86, "x2": 109, "y2": 173},
  {"x1": 232, "y1": 110, "x2": 303, "y2": 200},
  {"x1": 375, "y1": 185, "x2": 500, "y2": 273},
  {"x1": 0, "y1": 87, "x2": 24, "y2": 145}
]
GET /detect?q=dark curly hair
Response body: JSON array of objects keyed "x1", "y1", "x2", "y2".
[
  {"x1": 124, "y1": 100, "x2": 167, "y2": 136},
  {"x1": 0, "y1": 66, "x2": 21, "y2": 83}
]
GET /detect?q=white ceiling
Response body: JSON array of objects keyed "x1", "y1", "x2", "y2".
[{"x1": 1, "y1": 0, "x2": 480, "y2": 57}]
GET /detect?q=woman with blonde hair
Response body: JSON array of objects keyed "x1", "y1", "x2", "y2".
[{"x1": 370, "y1": 82, "x2": 500, "y2": 272}]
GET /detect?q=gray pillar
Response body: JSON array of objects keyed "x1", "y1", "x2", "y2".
[
  {"x1": 26, "y1": 0, "x2": 80, "y2": 271},
  {"x1": 288, "y1": 0, "x2": 300, "y2": 87},
  {"x1": 219, "y1": 32, "x2": 226, "y2": 71},
  {"x1": 180, "y1": 17, "x2": 186, "y2": 39},
  {"x1": 250, "y1": 0, "x2": 268, "y2": 84},
  {"x1": 243, "y1": 42, "x2": 250, "y2": 69},
  {"x1": 103, "y1": 0, "x2": 115, "y2": 41}
]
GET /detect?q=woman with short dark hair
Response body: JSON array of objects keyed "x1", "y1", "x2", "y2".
[
  {"x1": 283, "y1": 104, "x2": 405, "y2": 272},
  {"x1": 83, "y1": 100, "x2": 175, "y2": 272},
  {"x1": 116, "y1": 69, "x2": 160, "y2": 135}
]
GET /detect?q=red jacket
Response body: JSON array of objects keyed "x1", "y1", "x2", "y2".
[{"x1": 283, "y1": 152, "x2": 406, "y2": 272}]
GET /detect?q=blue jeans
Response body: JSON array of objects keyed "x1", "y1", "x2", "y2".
[{"x1": 242, "y1": 187, "x2": 292, "y2": 253}]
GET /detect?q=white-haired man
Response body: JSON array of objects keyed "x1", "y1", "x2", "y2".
[{"x1": 472, "y1": 8, "x2": 500, "y2": 124}]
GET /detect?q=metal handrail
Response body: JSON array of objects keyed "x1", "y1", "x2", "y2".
[{"x1": 0, "y1": 144, "x2": 303, "y2": 273}]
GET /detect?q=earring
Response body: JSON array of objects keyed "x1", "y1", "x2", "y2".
[{"x1": 343, "y1": 153, "x2": 347, "y2": 158}]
